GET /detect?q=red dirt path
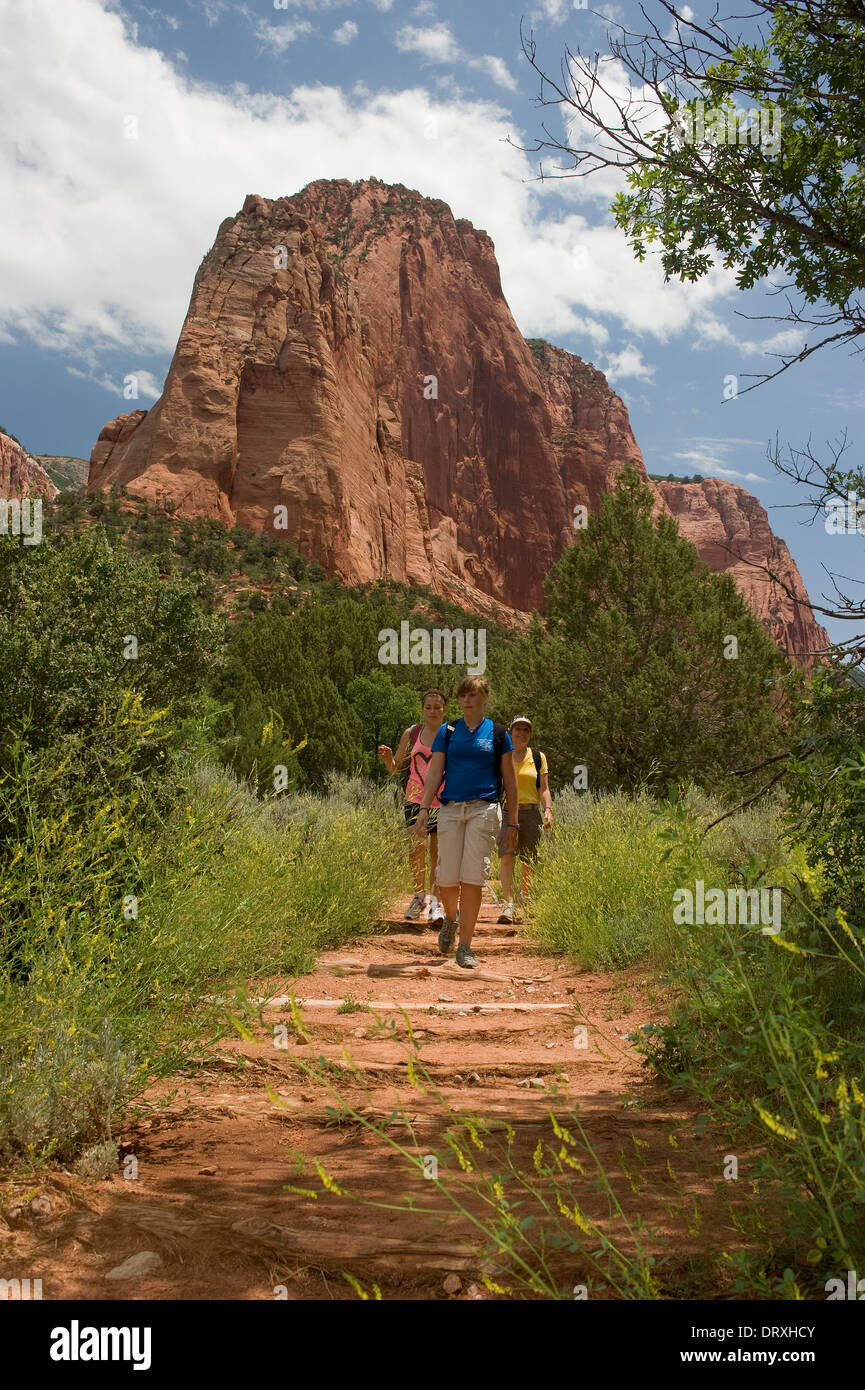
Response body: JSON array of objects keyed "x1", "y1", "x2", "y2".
[{"x1": 1, "y1": 896, "x2": 754, "y2": 1300}]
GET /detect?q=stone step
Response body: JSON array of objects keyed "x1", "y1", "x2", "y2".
[{"x1": 266, "y1": 998, "x2": 573, "y2": 1014}]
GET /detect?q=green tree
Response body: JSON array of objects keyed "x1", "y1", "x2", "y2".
[
  {"x1": 346, "y1": 672, "x2": 422, "y2": 778},
  {"x1": 521, "y1": 0, "x2": 865, "y2": 384},
  {"x1": 520, "y1": 0, "x2": 864, "y2": 653},
  {"x1": 498, "y1": 467, "x2": 789, "y2": 793},
  {"x1": 214, "y1": 612, "x2": 363, "y2": 787},
  {"x1": 0, "y1": 527, "x2": 221, "y2": 760}
]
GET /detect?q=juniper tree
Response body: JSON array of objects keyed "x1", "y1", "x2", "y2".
[{"x1": 498, "y1": 467, "x2": 789, "y2": 794}]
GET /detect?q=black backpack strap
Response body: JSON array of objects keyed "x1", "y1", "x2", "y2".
[
  {"x1": 532, "y1": 747, "x2": 542, "y2": 788},
  {"x1": 492, "y1": 722, "x2": 506, "y2": 797}
]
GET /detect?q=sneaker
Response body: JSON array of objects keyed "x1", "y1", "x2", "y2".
[
  {"x1": 405, "y1": 891, "x2": 426, "y2": 921},
  {"x1": 437, "y1": 915, "x2": 458, "y2": 955},
  {"x1": 456, "y1": 943, "x2": 478, "y2": 969},
  {"x1": 427, "y1": 896, "x2": 444, "y2": 929},
  {"x1": 497, "y1": 901, "x2": 515, "y2": 925}
]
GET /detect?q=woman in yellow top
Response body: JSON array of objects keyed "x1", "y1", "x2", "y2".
[{"x1": 498, "y1": 716, "x2": 552, "y2": 925}]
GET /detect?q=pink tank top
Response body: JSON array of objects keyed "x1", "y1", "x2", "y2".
[{"x1": 405, "y1": 726, "x2": 442, "y2": 808}]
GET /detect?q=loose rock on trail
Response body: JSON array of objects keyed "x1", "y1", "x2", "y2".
[{"x1": 2, "y1": 896, "x2": 748, "y2": 1300}]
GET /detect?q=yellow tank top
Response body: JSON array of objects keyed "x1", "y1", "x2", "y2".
[{"x1": 514, "y1": 746, "x2": 547, "y2": 805}]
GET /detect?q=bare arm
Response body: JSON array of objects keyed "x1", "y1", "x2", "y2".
[
  {"x1": 378, "y1": 727, "x2": 411, "y2": 776},
  {"x1": 540, "y1": 772, "x2": 553, "y2": 824},
  {"x1": 498, "y1": 751, "x2": 520, "y2": 854}
]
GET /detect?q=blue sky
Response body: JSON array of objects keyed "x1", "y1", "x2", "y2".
[{"x1": 1, "y1": 0, "x2": 862, "y2": 644}]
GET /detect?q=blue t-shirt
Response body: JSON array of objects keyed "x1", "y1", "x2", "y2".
[{"x1": 432, "y1": 717, "x2": 514, "y2": 804}]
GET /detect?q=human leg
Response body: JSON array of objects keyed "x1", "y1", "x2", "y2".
[
  {"x1": 435, "y1": 804, "x2": 464, "y2": 951},
  {"x1": 455, "y1": 801, "x2": 500, "y2": 961}
]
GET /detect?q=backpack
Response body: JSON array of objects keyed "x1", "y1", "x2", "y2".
[
  {"x1": 528, "y1": 747, "x2": 543, "y2": 789},
  {"x1": 443, "y1": 719, "x2": 508, "y2": 798}
]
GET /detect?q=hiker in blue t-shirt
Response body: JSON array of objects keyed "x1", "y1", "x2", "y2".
[{"x1": 413, "y1": 675, "x2": 519, "y2": 969}]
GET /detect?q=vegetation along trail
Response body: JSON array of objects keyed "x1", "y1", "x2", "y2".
[{"x1": 4, "y1": 891, "x2": 761, "y2": 1301}]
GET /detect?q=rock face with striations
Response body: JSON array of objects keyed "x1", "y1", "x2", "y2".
[
  {"x1": 656, "y1": 478, "x2": 828, "y2": 663},
  {"x1": 89, "y1": 177, "x2": 825, "y2": 659},
  {"x1": 1, "y1": 429, "x2": 58, "y2": 501}
]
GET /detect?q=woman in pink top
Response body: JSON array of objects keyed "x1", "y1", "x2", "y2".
[{"x1": 378, "y1": 688, "x2": 447, "y2": 927}]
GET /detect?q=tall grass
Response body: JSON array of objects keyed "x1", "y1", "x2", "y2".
[
  {"x1": 525, "y1": 787, "x2": 865, "y2": 1294},
  {"x1": 0, "y1": 758, "x2": 408, "y2": 1167}
]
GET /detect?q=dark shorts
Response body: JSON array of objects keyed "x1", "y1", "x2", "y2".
[
  {"x1": 515, "y1": 805, "x2": 543, "y2": 863},
  {"x1": 404, "y1": 802, "x2": 439, "y2": 835}
]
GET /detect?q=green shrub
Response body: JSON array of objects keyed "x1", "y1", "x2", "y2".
[{"x1": 0, "y1": 760, "x2": 407, "y2": 1166}]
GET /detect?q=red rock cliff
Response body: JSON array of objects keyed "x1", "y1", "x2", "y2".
[
  {"x1": 1, "y1": 430, "x2": 58, "y2": 501},
  {"x1": 88, "y1": 177, "x2": 825, "y2": 660},
  {"x1": 656, "y1": 478, "x2": 828, "y2": 663}
]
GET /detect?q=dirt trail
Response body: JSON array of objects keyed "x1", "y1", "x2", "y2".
[{"x1": 3, "y1": 896, "x2": 748, "y2": 1300}]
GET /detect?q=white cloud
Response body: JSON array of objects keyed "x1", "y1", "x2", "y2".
[
  {"x1": 333, "y1": 20, "x2": 358, "y2": 44},
  {"x1": 530, "y1": 0, "x2": 572, "y2": 20},
  {"x1": 395, "y1": 23, "x2": 461, "y2": 64},
  {"x1": 602, "y1": 346, "x2": 656, "y2": 385},
  {"x1": 467, "y1": 55, "x2": 518, "y2": 93},
  {"x1": 67, "y1": 366, "x2": 163, "y2": 400},
  {"x1": 136, "y1": 4, "x2": 183, "y2": 28},
  {"x1": 593, "y1": 4, "x2": 625, "y2": 23},
  {"x1": 691, "y1": 314, "x2": 807, "y2": 359},
  {"x1": 194, "y1": 0, "x2": 231, "y2": 24},
  {"x1": 396, "y1": 24, "x2": 517, "y2": 90},
  {"x1": 672, "y1": 438, "x2": 766, "y2": 483},
  {"x1": 0, "y1": 0, "x2": 743, "y2": 377},
  {"x1": 254, "y1": 18, "x2": 315, "y2": 52}
]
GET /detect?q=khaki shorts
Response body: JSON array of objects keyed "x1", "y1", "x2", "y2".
[{"x1": 436, "y1": 800, "x2": 501, "y2": 887}]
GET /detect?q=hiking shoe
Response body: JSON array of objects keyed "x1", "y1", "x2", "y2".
[
  {"x1": 427, "y1": 896, "x2": 444, "y2": 929},
  {"x1": 437, "y1": 916, "x2": 458, "y2": 955},
  {"x1": 497, "y1": 901, "x2": 515, "y2": 925},
  {"x1": 456, "y1": 943, "x2": 478, "y2": 969},
  {"x1": 405, "y1": 891, "x2": 426, "y2": 921}
]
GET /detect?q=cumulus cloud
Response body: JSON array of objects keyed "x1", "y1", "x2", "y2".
[
  {"x1": 395, "y1": 23, "x2": 519, "y2": 91},
  {"x1": 395, "y1": 23, "x2": 462, "y2": 64},
  {"x1": 333, "y1": 20, "x2": 358, "y2": 44},
  {"x1": 0, "y1": 0, "x2": 740, "y2": 376},
  {"x1": 602, "y1": 346, "x2": 656, "y2": 385}
]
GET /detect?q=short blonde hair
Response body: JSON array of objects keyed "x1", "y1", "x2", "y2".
[{"x1": 456, "y1": 675, "x2": 490, "y2": 698}]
